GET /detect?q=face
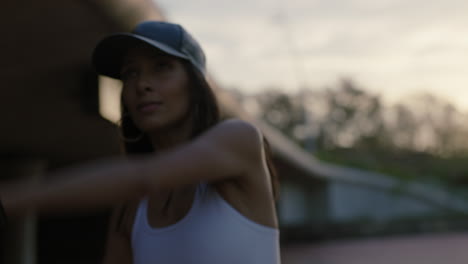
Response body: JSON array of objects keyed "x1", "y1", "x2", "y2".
[{"x1": 120, "y1": 45, "x2": 191, "y2": 133}]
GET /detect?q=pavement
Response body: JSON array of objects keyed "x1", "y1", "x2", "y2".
[{"x1": 281, "y1": 231, "x2": 468, "y2": 264}]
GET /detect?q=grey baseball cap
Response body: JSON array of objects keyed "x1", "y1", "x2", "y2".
[{"x1": 92, "y1": 21, "x2": 206, "y2": 79}]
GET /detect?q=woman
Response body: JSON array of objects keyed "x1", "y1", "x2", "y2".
[{"x1": 0, "y1": 21, "x2": 280, "y2": 263}]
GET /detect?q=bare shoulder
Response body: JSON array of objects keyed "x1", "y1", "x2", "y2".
[
  {"x1": 138, "y1": 119, "x2": 266, "y2": 190},
  {"x1": 207, "y1": 118, "x2": 263, "y2": 149},
  {"x1": 210, "y1": 120, "x2": 277, "y2": 227},
  {"x1": 207, "y1": 119, "x2": 264, "y2": 162},
  {"x1": 211, "y1": 118, "x2": 260, "y2": 135}
]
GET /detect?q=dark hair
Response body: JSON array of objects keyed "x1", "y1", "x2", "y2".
[{"x1": 119, "y1": 60, "x2": 279, "y2": 199}]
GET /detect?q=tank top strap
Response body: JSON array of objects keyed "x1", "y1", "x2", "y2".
[{"x1": 196, "y1": 182, "x2": 209, "y2": 196}]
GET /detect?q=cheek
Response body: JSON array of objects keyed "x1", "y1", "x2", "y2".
[
  {"x1": 121, "y1": 90, "x2": 138, "y2": 119},
  {"x1": 164, "y1": 78, "x2": 191, "y2": 111},
  {"x1": 121, "y1": 86, "x2": 141, "y2": 113},
  {"x1": 166, "y1": 91, "x2": 190, "y2": 119},
  {"x1": 121, "y1": 87, "x2": 132, "y2": 106},
  {"x1": 177, "y1": 87, "x2": 191, "y2": 112}
]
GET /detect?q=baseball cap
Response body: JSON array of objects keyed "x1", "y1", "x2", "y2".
[{"x1": 92, "y1": 21, "x2": 206, "y2": 79}]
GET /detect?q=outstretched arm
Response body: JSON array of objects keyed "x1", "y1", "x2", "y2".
[
  {"x1": 0, "y1": 119, "x2": 263, "y2": 218},
  {"x1": 0, "y1": 157, "x2": 145, "y2": 217}
]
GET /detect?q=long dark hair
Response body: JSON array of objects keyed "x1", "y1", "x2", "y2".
[{"x1": 119, "y1": 60, "x2": 279, "y2": 199}]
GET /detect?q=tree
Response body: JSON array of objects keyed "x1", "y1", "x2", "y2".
[
  {"x1": 316, "y1": 78, "x2": 384, "y2": 150},
  {"x1": 255, "y1": 89, "x2": 306, "y2": 141}
]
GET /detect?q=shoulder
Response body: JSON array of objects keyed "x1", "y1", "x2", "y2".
[
  {"x1": 205, "y1": 118, "x2": 263, "y2": 146},
  {"x1": 137, "y1": 119, "x2": 266, "y2": 189},
  {"x1": 203, "y1": 118, "x2": 264, "y2": 158}
]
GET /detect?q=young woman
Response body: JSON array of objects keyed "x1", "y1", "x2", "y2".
[{"x1": 0, "y1": 21, "x2": 280, "y2": 263}]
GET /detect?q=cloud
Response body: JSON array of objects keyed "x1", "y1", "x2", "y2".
[{"x1": 156, "y1": 0, "x2": 468, "y2": 110}]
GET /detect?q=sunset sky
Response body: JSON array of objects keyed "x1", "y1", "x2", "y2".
[{"x1": 155, "y1": 0, "x2": 468, "y2": 111}]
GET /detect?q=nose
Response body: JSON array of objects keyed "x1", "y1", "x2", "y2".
[{"x1": 135, "y1": 73, "x2": 153, "y2": 95}]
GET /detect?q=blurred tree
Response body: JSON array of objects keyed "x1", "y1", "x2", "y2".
[
  {"x1": 255, "y1": 88, "x2": 306, "y2": 141},
  {"x1": 248, "y1": 79, "x2": 468, "y2": 184},
  {"x1": 385, "y1": 103, "x2": 420, "y2": 151},
  {"x1": 316, "y1": 78, "x2": 384, "y2": 150},
  {"x1": 394, "y1": 93, "x2": 468, "y2": 156},
  {"x1": 249, "y1": 79, "x2": 468, "y2": 157}
]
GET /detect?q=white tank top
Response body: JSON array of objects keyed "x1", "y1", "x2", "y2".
[{"x1": 131, "y1": 183, "x2": 280, "y2": 264}]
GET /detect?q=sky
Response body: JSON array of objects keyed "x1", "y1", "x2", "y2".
[{"x1": 154, "y1": 0, "x2": 468, "y2": 111}]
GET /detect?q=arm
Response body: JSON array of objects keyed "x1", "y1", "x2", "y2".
[
  {"x1": 0, "y1": 119, "x2": 263, "y2": 217},
  {"x1": 141, "y1": 119, "x2": 262, "y2": 189},
  {"x1": 0, "y1": 157, "x2": 145, "y2": 217}
]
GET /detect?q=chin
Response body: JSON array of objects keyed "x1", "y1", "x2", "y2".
[
  {"x1": 133, "y1": 110, "x2": 192, "y2": 133},
  {"x1": 136, "y1": 120, "x2": 167, "y2": 133},
  {"x1": 137, "y1": 118, "x2": 186, "y2": 133}
]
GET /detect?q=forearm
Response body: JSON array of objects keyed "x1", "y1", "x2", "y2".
[{"x1": 0, "y1": 157, "x2": 147, "y2": 218}]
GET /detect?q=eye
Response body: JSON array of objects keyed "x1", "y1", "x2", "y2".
[
  {"x1": 154, "y1": 60, "x2": 172, "y2": 71},
  {"x1": 120, "y1": 68, "x2": 138, "y2": 81}
]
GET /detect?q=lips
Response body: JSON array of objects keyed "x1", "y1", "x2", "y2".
[{"x1": 137, "y1": 101, "x2": 162, "y2": 113}]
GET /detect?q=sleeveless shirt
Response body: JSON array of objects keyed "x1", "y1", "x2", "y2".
[{"x1": 131, "y1": 183, "x2": 280, "y2": 264}]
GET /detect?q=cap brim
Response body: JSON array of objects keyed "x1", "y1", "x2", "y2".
[{"x1": 92, "y1": 33, "x2": 190, "y2": 79}]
